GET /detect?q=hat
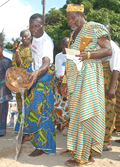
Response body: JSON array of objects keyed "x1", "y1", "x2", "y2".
[{"x1": 66, "y1": 3, "x2": 84, "y2": 13}]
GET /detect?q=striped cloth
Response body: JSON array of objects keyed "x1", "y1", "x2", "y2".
[{"x1": 66, "y1": 21, "x2": 109, "y2": 162}]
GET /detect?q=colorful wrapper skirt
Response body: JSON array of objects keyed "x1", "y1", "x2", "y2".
[
  {"x1": 15, "y1": 64, "x2": 56, "y2": 154},
  {"x1": 53, "y1": 75, "x2": 69, "y2": 130}
]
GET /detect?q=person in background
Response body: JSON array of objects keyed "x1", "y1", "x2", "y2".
[
  {"x1": 14, "y1": 13, "x2": 56, "y2": 157},
  {"x1": 101, "y1": 24, "x2": 120, "y2": 151},
  {"x1": 12, "y1": 29, "x2": 32, "y2": 68},
  {"x1": 0, "y1": 42, "x2": 12, "y2": 137},
  {"x1": 60, "y1": 4, "x2": 112, "y2": 166},
  {"x1": 12, "y1": 29, "x2": 32, "y2": 143},
  {"x1": 54, "y1": 37, "x2": 70, "y2": 135},
  {"x1": 115, "y1": 74, "x2": 120, "y2": 143}
]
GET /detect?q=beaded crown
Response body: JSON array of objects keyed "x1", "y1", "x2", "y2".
[{"x1": 66, "y1": 3, "x2": 84, "y2": 13}]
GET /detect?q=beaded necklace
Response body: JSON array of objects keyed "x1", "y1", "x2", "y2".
[{"x1": 68, "y1": 21, "x2": 87, "y2": 49}]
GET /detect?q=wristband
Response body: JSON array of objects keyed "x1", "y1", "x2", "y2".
[
  {"x1": 62, "y1": 75, "x2": 67, "y2": 84},
  {"x1": 87, "y1": 52, "x2": 91, "y2": 59}
]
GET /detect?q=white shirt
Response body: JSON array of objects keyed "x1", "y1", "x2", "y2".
[
  {"x1": 55, "y1": 52, "x2": 66, "y2": 76},
  {"x1": 101, "y1": 40, "x2": 120, "y2": 72},
  {"x1": 31, "y1": 32, "x2": 54, "y2": 71}
]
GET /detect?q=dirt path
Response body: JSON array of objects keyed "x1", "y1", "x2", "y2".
[{"x1": 0, "y1": 127, "x2": 120, "y2": 167}]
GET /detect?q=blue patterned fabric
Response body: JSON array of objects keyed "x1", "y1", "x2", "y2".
[{"x1": 15, "y1": 64, "x2": 56, "y2": 154}]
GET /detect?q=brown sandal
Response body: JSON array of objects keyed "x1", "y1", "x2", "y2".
[
  {"x1": 92, "y1": 150, "x2": 101, "y2": 157},
  {"x1": 79, "y1": 153, "x2": 94, "y2": 165},
  {"x1": 60, "y1": 150, "x2": 73, "y2": 157},
  {"x1": 64, "y1": 154, "x2": 94, "y2": 166}
]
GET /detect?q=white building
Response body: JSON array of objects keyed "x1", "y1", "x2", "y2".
[{"x1": 3, "y1": 48, "x2": 13, "y2": 60}]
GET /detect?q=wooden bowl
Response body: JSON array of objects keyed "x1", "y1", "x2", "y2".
[
  {"x1": 5, "y1": 67, "x2": 32, "y2": 93},
  {"x1": 5, "y1": 75, "x2": 19, "y2": 92}
]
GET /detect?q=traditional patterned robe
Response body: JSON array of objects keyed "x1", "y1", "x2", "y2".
[{"x1": 66, "y1": 21, "x2": 110, "y2": 161}]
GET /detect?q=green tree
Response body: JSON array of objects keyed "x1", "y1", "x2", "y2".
[
  {"x1": 5, "y1": 37, "x2": 19, "y2": 52},
  {"x1": 5, "y1": 42, "x2": 13, "y2": 52},
  {"x1": 0, "y1": 29, "x2": 5, "y2": 45},
  {"x1": 45, "y1": 8, "x2": 71, "y2": 59},
  {"x1": 11, "y1": 38, "x2": 17, "y2": 43},
  {"x1": 45, "y1": 7, "x2": 65, "y2": 25},
  {"x1": 93, "y1": 0, "x2": 120, "y2": 13},
  {"x1": 81, "y1": 0, "x2": 120, "y2": 46},
  {"x1": 66, "y1": 0, "x2": 82, "y2": 4}
]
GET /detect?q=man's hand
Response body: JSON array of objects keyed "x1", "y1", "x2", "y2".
[
  {"x1": 28, "y1": 70, "x2": 39, "y2": 89},
  {"x1": 61, "y1": 83, "x2": 67, "y2": 97},
  {"x1": 106, "y1": 70, "x2": 119, "y2": 100},
  {"x1": 107, "y1": 88, "x2": 115, "y2": 100},
  {"x1": 75, "y1": 51, "x2": 87, "y2": 61}
]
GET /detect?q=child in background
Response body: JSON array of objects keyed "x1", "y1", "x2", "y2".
[{"x1": 54, "y1": 37, "x2": 69, "y2": 136}]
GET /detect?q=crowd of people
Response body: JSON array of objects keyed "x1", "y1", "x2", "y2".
[{"x1": 0, "y1": 3, "x2": 120, "y2": 166}]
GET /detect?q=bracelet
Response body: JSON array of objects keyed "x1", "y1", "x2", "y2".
[
  {"x1": 87, "y1": 52, "x2": 91, "y2": 59},
  {"x1": 62, "y1": 75, "x2": 67, "y2": 84}
]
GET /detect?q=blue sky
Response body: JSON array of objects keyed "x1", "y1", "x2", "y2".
[
  {"x1": 0, "y1": 0, "x2": 67, "y2": 43},
  {"x1": 20, "y1": 0, "x2": 67, "y2": 14}
]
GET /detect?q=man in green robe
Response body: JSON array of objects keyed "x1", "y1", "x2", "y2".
[{"x1": 60, "y1": 3, "x2": 112, "y2": 166}]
